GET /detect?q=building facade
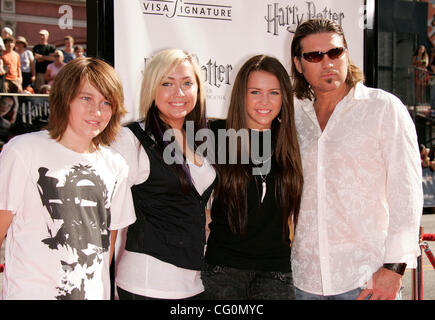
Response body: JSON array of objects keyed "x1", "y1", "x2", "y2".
[{"x1": 0, "y1": 0, "x2": 86, "y2": 49}]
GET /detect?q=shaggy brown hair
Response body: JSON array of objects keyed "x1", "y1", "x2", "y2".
[{"x1": 46, "y1": 57, "x2": 126, "y2": 147}]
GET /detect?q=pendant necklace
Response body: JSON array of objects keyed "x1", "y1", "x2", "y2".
[
  {"x1": 252, "y1": 151, "x2": 273, "y2": 204},
  {"x1": 259, "y1": 171, "x2": 268, "y2": 203}
]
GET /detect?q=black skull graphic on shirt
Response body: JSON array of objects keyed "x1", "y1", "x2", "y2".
[{"x1": 37, "y1": 164, "x2": 113, "y2": 300}]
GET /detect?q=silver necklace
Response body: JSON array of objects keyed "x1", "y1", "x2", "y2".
[{"x1": 252, "y1": 152, "x2": 273, "y2": 203}]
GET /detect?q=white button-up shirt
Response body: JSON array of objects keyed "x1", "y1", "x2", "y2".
[{"x1": 292, "y1": 83, "x2": 423, "y2": 296}]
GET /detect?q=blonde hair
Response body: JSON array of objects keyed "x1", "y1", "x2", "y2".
[
  {"x1": 139, "y1": 48, "x2": 207, "y2": 193},
  {"x1": 139, "y1": 48, "x2": 206, "y2": 122},
  {"x1": 54, "y1": 49, "x2": 64, "y2": 60}
]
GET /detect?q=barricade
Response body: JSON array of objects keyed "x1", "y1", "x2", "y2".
[{"x1": 412, "y1": 226, "x2": 435, "y2": 300}]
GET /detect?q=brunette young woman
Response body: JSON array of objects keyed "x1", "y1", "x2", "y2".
[
  {"x1": 111, "y1": 49, "x2": 216, "y2": 300},
  {"x1": 201, "y1": 55, "x2": 303, "y2": 300}
]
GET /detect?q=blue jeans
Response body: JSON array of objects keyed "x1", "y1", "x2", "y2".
[
  {"x1": 295, "y1": 287, "x2": 402, "y2": 300},
  {"x1": 201, "y1": 263, "x2": 295, "y2": 300}
]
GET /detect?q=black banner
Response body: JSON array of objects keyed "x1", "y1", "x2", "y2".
[{"x1": 0, "y1": 93, "x2": 49, "y2": 150}]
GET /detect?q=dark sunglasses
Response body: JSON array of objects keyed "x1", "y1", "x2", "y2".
[{"x1": 302, "y1": 47, "x2": 346, "y2": 63}]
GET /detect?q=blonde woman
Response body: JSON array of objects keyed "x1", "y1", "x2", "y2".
[
  {"x1": 112, "y1": 49, "x2": 216, "y2": 300},
  {"x1": 45, "y1": 49, "x2": 65, "y2": 85}
]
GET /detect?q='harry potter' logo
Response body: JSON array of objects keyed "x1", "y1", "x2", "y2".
[{"x1": 265, "y1": 2, "x2": 345, "y2": 36}]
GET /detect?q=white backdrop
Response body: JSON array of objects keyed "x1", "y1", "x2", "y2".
[{"x1": 114, "y1": 0, "x2": 365, "y2": 122}]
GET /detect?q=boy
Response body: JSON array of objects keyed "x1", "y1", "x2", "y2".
[{"x1": 0, "y1": 57, "x2": 136, "y2": 299}]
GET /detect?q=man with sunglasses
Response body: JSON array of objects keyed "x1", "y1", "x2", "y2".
[{"x1": 290, "y1": 19, "x2": 422, "y2": 300}]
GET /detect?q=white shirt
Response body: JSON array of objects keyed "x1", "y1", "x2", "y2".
[
  {"x1": 19, "y1": 50, "x2": 34, "y2": 73},
  {"x1": 0, "y1": 131, "x2": 136, "y2": 299},
  {"x1": 292, "y1": 83, "x2": 423, "y2": 296},
  {"x1": 111, "y1": 125, "x2": 216, "y2": 299}
]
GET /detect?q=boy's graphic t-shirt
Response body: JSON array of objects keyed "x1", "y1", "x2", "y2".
[{"x1": 0, "y1": 131, "x2": 135, "y2": 299}]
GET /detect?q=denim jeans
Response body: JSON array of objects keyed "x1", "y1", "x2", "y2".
[
  {"x1": 295, "y1": 287, "x2": 402, "y2": 300},
  {"x1": 201, "y1": 263, "x2": 295, "y2": 300}
]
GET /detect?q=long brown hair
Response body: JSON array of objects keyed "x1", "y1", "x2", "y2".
[
  {"x1": 215, "y1": 55, "x2": 303, "y2": 239},
  {"x1": 291, "y1": 18, "x2": 365, "y2": 100},
  {"x1": 46, "y1": 57, "x2": 126, "y2": 147}
]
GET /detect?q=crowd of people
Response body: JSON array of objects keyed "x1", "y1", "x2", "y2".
[
  {"x1": 0, "y1": 18, "x2": 424, "y2": 301},
  {"x1": 420, "y1": 144, "x2": 435, "y2": 170},
  {"x1": 0, "y1": 27, "x2": 85, "y2": 94}
]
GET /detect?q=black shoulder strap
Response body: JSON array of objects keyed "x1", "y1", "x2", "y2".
[
  {"x1": 126, "y1": 121, "x2": 155, "y2": 151},
  {"x1": 126, "y1": 122, "x2": 143, "y2": 141}
]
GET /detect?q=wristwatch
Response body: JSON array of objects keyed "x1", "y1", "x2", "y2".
[{"x1": 383, "y1": 263, "x2": 407, "y2": 276}]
